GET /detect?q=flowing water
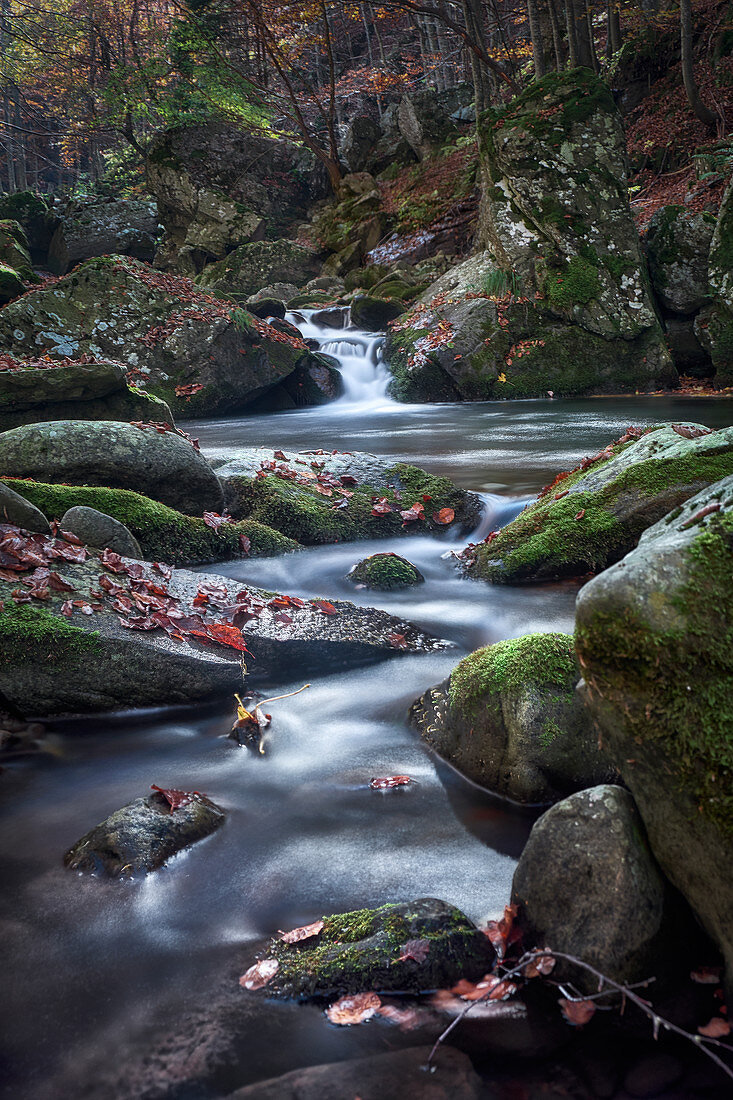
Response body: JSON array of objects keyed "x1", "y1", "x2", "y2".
[{"x1": 1, "y1": 310, "x2": 732, "y2": 1097}]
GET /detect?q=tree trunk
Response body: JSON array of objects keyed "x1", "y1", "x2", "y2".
[
  {"x1": 526, "y1": 0, "x2": 547, "y2": 78},
  {"x1": 462, "y1": 0, "x2": 491, "y2": 114},
  {"x1": 572, "y1": 0, "x2": 594, "y2": 68},
  {"x1": 680, "y1": 0, "x2": 718, "y2": 127},
  {"x1": 607, "y1": 2, "x2": 622, "y2": 54},
  {"x1": 547, "y1": 0, "x2": 567, "y2": 68},
  {"x1": 565, "y1": 0, "x2": 578, "y2": 66},
  {"x1": 13, "y1": 87, "x2": 27, "y2": 190}
]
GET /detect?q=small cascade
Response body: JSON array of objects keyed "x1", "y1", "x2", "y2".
[{"x1": 286, "y1": 306, "x2": 393, "y2": 407}]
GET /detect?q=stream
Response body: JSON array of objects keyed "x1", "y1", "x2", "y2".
[{"x1": 2, "y1": 309, "x2": 733, "y2": 1097}]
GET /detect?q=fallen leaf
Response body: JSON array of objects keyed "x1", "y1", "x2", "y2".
[
  {"x1": 524, "y1": 950, "x2": 556, "y2": 978},
  {"x1": 326, "y1": 992, "x2": 381, "y2": 1026},
  {"x1": 278, "y1": 920, "x2": 324, "y2": 944},
  {"x1": 691, "y1": 967, "x2": 723, "y2": 985},
  {"x1": 203, "y1": 512, "x2": 232, "y2": 531},
  {"x1": 433, "y1": 507, "x2": 455, "y2": 525},
  {"x1": 370, "y1": 775, "x2": 411, "y2": 789},
  {"x1": 398, "y1": 938, "x2": 430, "y2": 963},
  {"x1": 698, "y1": 1016, "x2": 731, "y2": 1038},
  {"x1": 150, "y1": 784, "x2": 203, "y2": 810},
  {"x1": 559, "y1": 998, "x2": 596, "y2": 1026},
  {"x1": 485, "y1": 904, "x2": 519, "y2": 960},
  {"x1": 312, "y1": 599, "x2": 337, "y2": 615},
  {"x1": 239, "y1": 534, "x2": 251, "y2": 554},
  {"x1": 239, "y1": 958, "x2": 279, "y2": 991},
  {"x1": 575, "y1": 509, "x2": 586, "y2": 521}
]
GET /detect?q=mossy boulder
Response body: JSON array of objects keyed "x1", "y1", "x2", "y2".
[
  {"x1": 511, "y1": 786, "x2": 678, "y2": 992},
  {"x1": 64, "y1": 790, "x2": 226, "y2": 877},
  {"x1": 196, "y1": 239, "x2": 320, "y2": 300},
  {"x1": 0, "y1": 261, "x2": 26, "y2": 305},
  {"x1": 0, "y1": 355, "x2": 174, "y2": 432},
  {"x1": 0, "y1": 191, "x2": 58, "y2": 259},
  {"x1": 217, "y1": 448, "x2": 482, "y2": 545},
  {"x1": 1, "y1": 478, "x2": 293, "y2": 566},
  {"x1": 410, "y1": 633, "x2": 614, "y2": 803},
  {"x1": 645, "y1": 205, "x2": 714, "y2": 315},
  {"x1": 0, "y1": 219, "x2": 34, "y2": 281},
  {"x1": 47, "y1": 198, "x2": 159, "y2": 275},
  {"x1": 348, "y1": 552, "x2": 424, "y2": 590},
  {"x1": 350, "y1": 294, "x2": 406, "y2": 331},
  {"x1": 0, "y1": 255, "x2": 324, "y2": 417},
  {"x1": 466, "y1": 423, "x2": 733, "y2": 583},
  {"x1": 575, "y1": 478, "x2": 733, "y2": 994},
  {"x1": 253, "y1": 898, "x2": 494, "y2": 999},
  {"x1": 0, "y1": 420, "x2": 224, "y2": 516}
]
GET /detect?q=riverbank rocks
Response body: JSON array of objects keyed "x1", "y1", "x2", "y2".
[
  {"x1": 0, "y1": 481, "x2": 50, "y2": 533},
  {"x1": 59, "y1": 506, "x2": 142, "y2": 558},
  {"x1": 47, "y1": 198, "x2": 159, "y2": 274},
  {"x1": 2, "y1": 478, "x2": 295, "y2": 565},
  {"x1": 411, "y1": 633, "x2": 613, "y2": 803},
  {"x1": 645, "y1": 206, "x2": 714, "y2": 315},
  {"x1": 248, "y1": 899, "x2": 493, "y2": 999},
  {"x1": 349, "y1": 553, "x2": 424, "y2": 590},
  {"x1": 0, "y1": 529, "x2": 444, "y2": 715},
  {"x1": 465, "y1": 423, "x2": 733, "y2": 583},
  {"x1": 386, "y1": 70, "x2": 674, "y2": 401},
  {"x1": 217, "y1": 447, "x2": 482, "y2": 545},
  {"x1": 64, "y1": 789, "x2": 226, "y2": 876},
  {"x1": 0, "y1": 420, "x2": 224, "y2": 515},
  {"x1": 575, "y1": 476, "x2": 733, "y2": 994},
  {"x1": 197, "y1": 240, "x2": 321, "y2": 301},
  {"x1": 0, "y1": 355, "x2": 173, "y2": 431},
  {"x1": 511, "y1": 786, "x2": 674, "y2": 991},
  {"x1": 0, "y1": 255, "x2": 327, "y2": 418}
]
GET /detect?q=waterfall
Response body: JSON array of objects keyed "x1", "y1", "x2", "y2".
[{"x1": 286, "y1": 306, "x2": 393, "y2": 407}]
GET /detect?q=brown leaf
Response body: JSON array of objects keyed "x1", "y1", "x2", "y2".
[
  {"x1": 433, "y1": 507, "x2": 455, "y2": 525},
  {"x1": 325, "y1": 992, "x2": 381, "y2": 1026},
  {"x1": 370, "y1": 775, "x2": 411, "y2": 789},
  {"x1": 698, "y1": 1016, "x2": 731, "y2": 1038},
  {"x1": 485, "y1": 903, "x2": 519, "y2": 960},
  {"x1": 575, "y1": 509, "x2": 586, "y2": 521},
  {"x1": 203, "y1": 512, "x2": 232, "y2": 531},
  {"x1": 239, "y1": 958, "x2": 279, "y2": 991},
  {"x1": 312, "y1": 599, "x2": 337, "y2": 615},
  {"x1": 559, "y1": 998, "x2": 596, "y2": 1026},
  {"x1": 150, "y1": 784, "x2": 203, "y2": 810},
  {"x1": 278, "y1": 920, "x2": 324, "y2": 945},
  {"x1": 398, "y1": 938, "x2": 430, "y2": 963},
  {"x1": 671, "y1": 424, "x2": 711, "y2": 439},
  {"x1": 524, "y1": 950, "x2": 556, "y2": 978}
]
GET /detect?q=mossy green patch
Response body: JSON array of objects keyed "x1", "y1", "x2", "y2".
[
  {"x1": 546, "y1": 255, "x2": 601, "y2": 311},
  {"x1": 449, "y1": 632, "x2": 577, "y2": 719},
  {"x1": 0, "y1": 604, "x2": 100, "y2": 665},
  {"x1": 349, "y1": 552, "x2": 423, "y2": 590}
]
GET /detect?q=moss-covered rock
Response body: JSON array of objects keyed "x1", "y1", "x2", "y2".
[
  {"x1": 0, "y1": 261, "x2": 26, "y2": 305},
  {"x1": 350, "y1": 293, "x2": 406, "y2": 331},
  {"x1": 0, "y1": 255, "x2": 325, "y2": 417},
  {"x1": 253, "y1": 898, "x2": 493, "y2": 999},
  {"x1": 575, "y1": 476, "x2": 733, "y2": 993},
  {"x1": 0, "y1": 219, "x2": 34, "y2": 281},
  {"x1": 411, "y1": 633, "x2": 614, "y2": 803},
  {"x1": 466, "y1": 423, "x2": 733, "y2": 583},
  {"x1": 348, "y1": 552, "x2": 424, "y2": 590},
  {"x1": 2, "y1": 478, "x2": 295, "y2": 565},
  {"x1": 645, "y1": 205, "x2": 714, "y2": 315},
  {"x1": 0, "y1": 191, "x2": 58, "y2": 258},
  {"x1": 196, "y1": 239, "x2": 320, "y2": 300},
  {"x1": 217, "y1": 448, "x2": 482, "y2": 545},
  {"x1": 47, "y1": 198, "x2": 159, "y2": 274}
]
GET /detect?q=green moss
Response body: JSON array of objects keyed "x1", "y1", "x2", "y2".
[
  {"x1": 0, "y1": 604, "x2": 100, "y2": 665},
  {"x1": 2, "y1": 479, "x2": 297, "y2": 565},
  {"x1": 449, "y1": 632, "x2": 577, "y2": 719},
  {"x1": 483, "y1": 68, "x2": 616, "y2": 146},
  {"x1": 546, "y1": 255, "x2": 601, "y2": 311},
  {"x1": 349, "y1": 552, "x2": 423, "y2": 590},
  {"x1": 540, "y1": 718, "x2": 566, "y2": 747}
]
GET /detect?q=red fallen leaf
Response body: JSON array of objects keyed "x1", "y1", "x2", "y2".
[
  {"x1": 239, "y1": 958, "x2": 279, "y2": 991},
  {"x1": 151, "y1": 784, "x2": 203, "y2": 810},
  {"x1": 698, "y1": 1016, "x2": 731, "y2": 1038},
  {"x1": 0, "y1": 566, "x2": 23, "y2": 580},
  {"x1": 422, "y1": 494, "x2": 432, "y2": 502},
  {"x1": 60, "y1": 599, "x2": 74, "y2": 616},
  {"x1": 269, "y1": 596, "x2": 292, "y2": 608},
  {"x1": 118, "y1": 615, "x2": 158, "y2": 630},
  {"x1": 485, "y1": 903, "x2": 519, "y2": 960},
  {"x1": 370, "y1": 775, "x2": 411, "y2": 789},
  {"x1": 371, "y1": 498, "x2": 393, "y2": 517},
  {"x1": 48, "y1": 571, "x2": 75, "y2": 592},
  {"x1": 575, "y1": 509, "x2": 586, "y2": 521},
  {"x1": 671, "y1": 424, "x2": 712, "y2": 440},
  {"x1": 559, "y1": 998, "x2": 596, "y2": 1026},
  {"x1": 524, "y1": 950, "x2": 556, "y2": 978},
  {"x1": 174, "y1": 382, "x2": 204, "y2": 397},
  {"x1": 59, "y1": 529, "x2": 84, "y2": 546},
  {"x1": 326, "y1": 992, "x2": 381, "y2": 1026},
  {"x1": 313, "y1": 599, "x2": 337, "y2": 615},
  {"x1": 73, "y1": 599, "x2": 95, "y2": 615},
  {"x1": 691, "y1": 966, "x2": 723, "y2": 985},
  {"x1": 339, "y1": 475, "x2": 357, "y2": 486},
  {"x1": 388, "y1": 632, "x2": 409, "y2": 649},
  {"x1": 153, "y1": 562, "x2": 173, "y2": 580},
  {"x1": 433, "y1": 507, "x2": 455, "y2": 525},
  {"x1": 206, "y1": 622, "x2": 250, "y2": 652},
  {"x1": 376, "y1": 1003, "x2": 426, "y2": 1030},
  {"x1": 398, "y1": 938, "x2": 430, "y2": 963},
  {"x1": 193, "y1": 593, "x2": 209, "y2": 608},
  {"x1": 274, "y1": 612, "x2": 293, "y2": 624},
  {"x1": 681, "y1": 503, "x2": 722, "y2": 529},
  {"x1": 48, "y1": 542, "x2": 87, "y2": 563},
  {"x1": 100, "y1": 548, "x2": 126, "y2": 573},
  {"x1": 203, "y1": 511, "x2": 232, "y2": 531},
  {"x1": 312, "y1": 484, "x2": 333, "y2": 497},
  {"x1": 11, "y1": 589, "x2": 32, "y2": 603},
  {"x1": 278, "y1": 919, "x2": 324, "y2": 944},
  {"x1": 239, "y1": 535, "x2": 251, "y2": 554},
  {"x1": 273, "y1": 450, "x2": 288, "y2": 460},
  {"x1": 400, "y1": 503, "x2": 424, "y2": 523},
  {"x1": 555, "y1": 490, "x2": 569, "y2": 499},
  {"x1": 198, "y1": 582, "x2": 228, "y2": 603}
]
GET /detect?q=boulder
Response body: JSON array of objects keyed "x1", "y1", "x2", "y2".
[
  {"x1": 249, "y1": 282, "x2": 300, "y2": 303},
  {"x1": 411, "y1": 633, "x2": 614, "y2": 803},
  {"x1": 217, "y1": 447, "x2": 483, "y2": 544},
  {"x1": 693, "y1": 178, "x2": 733, "y2": 386},
  {"x1": 511, "y1": 786, "x2": 674, "y2": 990},
  {"x1": 340, "y1": 115, "x2": 382, "y2": 172},
  {"x1": 0, "y1": 529, "x2": 445, "y2": 715},
  {"x1": 60, "y1": 506, "x2": 142, "y2": 557},
  {"x1": 0, "y1": 219, "x2": 34, "y2": 280},
  {"x1": 465, "y1": 423, "x2": 733, "y2": 583},
  {"x1": 0, "y1": 420, "x2": 224, "y2": 515},
  {"x1": 246, "y1": 898, "x2": 493, "y2": 999},
  {"x1": 645, "y1": 206, "x2": 714, "y2": 314},
  {"x1": 0, "y1": 481, "x2": 50, "y2": 533},
  {"x1": 3, "y1": 477, "x2": 296, "y2": 566},
  {"x1": 64, "y1": 789, "x2": 226, "y2": 876},
  {"x1": 47, "y1": 199, "x2": 159, "y2": 274},
  {"x1": 350, "y1": 293, "x2": 406, "y2": 330},
  {"x1": 0, "y1": 354, "x2": 174, "y2": 432},
  {"x1": 278, "y1": 354, "x2": 343, "y2": 407},
  {"x1": 349, "y1": 552, "x2": 424, "y2": 590},
  {"x1": 0, "y1": 190, "x2": 58, "y2": 259},
  {"x1": 0, "y1": 255, "x2": 326, "y2": 418},
  {"x1": 0, "y1": 262, "x2": 25, "y2": 305},
  {"x1": 245, "y1": 296, "x2": 286, "y2": 320},
  {"x1": 224, "y1": 1047, "x2": 484, "y2": 1100},
  {"x1": 575, "y1": 476, "x2": 733, "y2": 994},
  {"x1": 196, "y1": 239, "x2": 321, "y2": 300},
  {"x1": 397, "y1": 85, "x2": 472, "y2": 160}
]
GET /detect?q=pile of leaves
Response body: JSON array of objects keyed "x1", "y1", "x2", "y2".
[{"x1": 0, "y1": 351, "x2": 117, "y2": 373}]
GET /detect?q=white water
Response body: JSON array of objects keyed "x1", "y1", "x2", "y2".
[{"x1": 287, "y1": 306, "x2": 394, "y2": 409}]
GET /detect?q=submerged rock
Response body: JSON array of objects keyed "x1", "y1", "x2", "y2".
[
  {"x1": 60, "y1": 506, "x2": 142, "y2": 558},
  {"x1": 250, "y1": 898, "x2": 493, "y2": 999},
  {"x1": 0, "y1": 420, "x2": 224, "y2": 516},
  {"x1": 575, "y1": 476, "x2": 733, "y2": 995},
  {"x1": 411, "y1": 633, "x2": 613, "y2": 803},
  {"x1": 349, "y1": 552, "x2": 424, "y2": 591},
  {"x1": 511, "y1": 786, "x2": 676, "y2": 991},
  {"x1": 64, "y1": 789, "x2": 226, "y2": 876},
  {"x1": 466, "y1": 423, "x2": 733, "y2": 583},
  {"x1": 218, "y1": 447, "x2": 482, "y2": 545}
]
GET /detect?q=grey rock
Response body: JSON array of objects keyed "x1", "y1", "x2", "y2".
[
  {"x1": 64, "y1": 790, "x2": 226, "y2": 876},
  {"x1": 511, "y1": 786, "x2": 674, "y2": 990},
  {"x1": 0, "y1": 420, "x2": 224, "y2": 515},
  {"x1": 197, "y1": 239, "x2": 320, "y2": 299},
  {"x1": 0, "y1": 190, "x2": 58, "y2": 259},
  {"x1": 60, "y1": 506, "x2": 142, "y2": 557},
  {"x1": 340, "y1": 115, "x2": 381, "y2": 172},
  {"x1": 0, "y1": 481, "x2": 51, "y2": 534},
  {"x1": 645, "y1": 206, "x2": 714, "y2": 314},
  {"x1": 350, "y1": 293, "x2": 405, "y2": 330},
  {"x1": 48, "y1": 198, "x2": 159, "y2": 274}
]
